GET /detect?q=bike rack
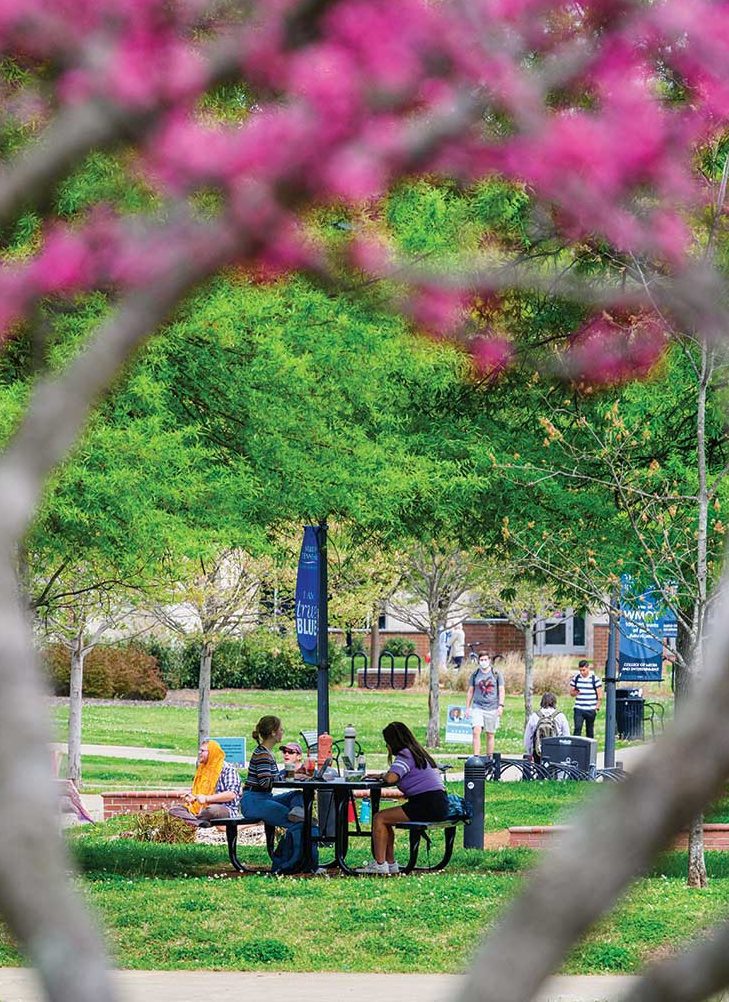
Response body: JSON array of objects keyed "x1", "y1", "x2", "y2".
[{"x1": 349, "y1": 651, "x2": 367, "y2": 687}]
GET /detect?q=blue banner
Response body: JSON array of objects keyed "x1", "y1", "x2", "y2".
[
  {"x1": 295, "y1": 526, "x2": 320, "y2": 666},
  {"x1": 618, "y1": 577, "x2": 663, "y2": 681}
]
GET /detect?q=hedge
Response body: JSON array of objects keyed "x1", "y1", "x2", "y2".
[
  {"x1": 45, "y1": 643, "x2": 167, "y2": 700},
  {"x1": 138, "y1": 629, "x2": 348, "y2": 690}
]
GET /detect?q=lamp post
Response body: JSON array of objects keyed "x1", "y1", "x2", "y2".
[
  {"x1": 603, "y1": 590, "x2": 619, "y2": 769},
  {"x1": 317, "y1": 518, "x2": 330, "y2": 736}
]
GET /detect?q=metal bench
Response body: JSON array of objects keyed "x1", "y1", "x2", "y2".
[
  {"x1": 644, "y1": 701, "x2": 666, "y2": 739},
  {"x1": 393, "y1": 817, "x2": 465, "y2": 873},
  {"x1": 205, "y1": 816, "x2": 276, "y2": 872}
]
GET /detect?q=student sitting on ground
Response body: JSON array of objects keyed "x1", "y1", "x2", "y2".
[
  {"x1": 169, "y1": 739, "x2": 243, "y2": 826},
  {"x1": 524, "y1": 692, "x2": 570, "y2": 763},
  {"x1": 357, "y1": 721, "x2": 448, "y2": 876}
]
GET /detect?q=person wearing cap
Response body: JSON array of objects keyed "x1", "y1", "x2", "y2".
[{"x1": 278, "y1": 741, "x2": 304, "y2": 777}]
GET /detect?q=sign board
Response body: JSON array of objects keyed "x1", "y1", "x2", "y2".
[
  {"x1": 215, "y1": 737, "x2": 247, "y2": 767},
  {"x1": 618, "y1": 576, "x2": 663, "y2": 681},
  {"x1": 445, "y1": 705, "x2": 472, "y2": 744},
  {"x1": 295, "y1": 525, "x2": 321, "y2": 666}
]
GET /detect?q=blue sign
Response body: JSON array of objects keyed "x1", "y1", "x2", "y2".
[
  {"x1": 215, "y1": 736, "x2": 247, "y2": 767},
  {"x1": 295, "y1": 526, "x2": 320, "y2": 666},
  {"x1": 445, "y1": 705, "x2": 472, "y2": 744},
  {"x1": 618, "y1": 577, "x2": 663, "y2": 681}
]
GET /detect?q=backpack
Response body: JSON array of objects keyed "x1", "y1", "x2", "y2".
[
  {"x1": 271, "y1": 822, "x2": 319, "y2": 875},
  {"x1": 533, "y1": 709, "x2": 560, "y2": 758},
  {"x1": 445, "y1": 793, "x2": 473, "y2": 824}
]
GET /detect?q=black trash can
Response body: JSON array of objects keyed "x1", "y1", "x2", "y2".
[
  {"x1": 541, "y1": 736, "x2": 597, "y2": 773},
  {"x1": 616, "y1": 688, "x2": 644, "y2": 741}
]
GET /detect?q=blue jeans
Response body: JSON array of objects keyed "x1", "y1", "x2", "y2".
[{"x1": 241, "y1": 789, "x2": 303, "y2": 829}]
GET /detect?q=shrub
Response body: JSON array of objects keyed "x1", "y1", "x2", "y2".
[
  {"x1": 135, "y1": 638, "x2": 187, "y2": 689},
  {"x1": 180, "y1": 630, "x2": 318, "y2": 690},
  {"x1": 44, "y1": 643, "x2": 167, "y2": 700},
  {"x1": 129, "y1": 810, "x2": 195, "y2": 844},
  {"x1": 382, "y1": 637, "x2": 417, "y2": 656}
]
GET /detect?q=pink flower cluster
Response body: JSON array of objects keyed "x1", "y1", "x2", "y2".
[
  {"x1": 0, "y1": 0, "x2": 727, "y2": 384},
  {"x1": 566, "y1": 312, "x2": 669, "y2": 385}
]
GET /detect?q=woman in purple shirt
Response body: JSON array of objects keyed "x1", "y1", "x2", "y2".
[{"x1": 357, "y1": 721, "x2": 448, "y2": 875}]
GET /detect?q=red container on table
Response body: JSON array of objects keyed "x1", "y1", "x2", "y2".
[{"x1": 317, "y1": 732, "x2": 333, "y2": 767}]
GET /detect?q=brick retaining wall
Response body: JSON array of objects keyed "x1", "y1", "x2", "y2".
[
  {"x1": 509, "y1": 824, "x2": 729, "y2": 850},
  {"x1": 102, "y1": 790, "x2": 184, "y2": 820},
  {"x1": 356, "y1": 669, "x2": 417, "y2": 689}
]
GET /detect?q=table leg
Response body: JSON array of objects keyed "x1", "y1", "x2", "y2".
[
  {"x1": 334, "y1": 791, "x2": 361, "y2": 875},
  {"x1": 225, "y1": 823, "x2": 247, "y2": 872},
  {"x1": 301, "y1": 787, "x2": 317, "y2": 873},
  {"x1": 369, "y1": 788, "x2": 382, "y2": 859}
]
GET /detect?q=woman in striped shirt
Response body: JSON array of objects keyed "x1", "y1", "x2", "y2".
[{"x1": 241, "y1": 715, "x2": 304, "y2": 827}]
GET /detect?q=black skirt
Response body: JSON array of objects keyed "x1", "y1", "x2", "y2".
[{"x1": 402, "y1": 789, "x2": 449, "y2": 822}]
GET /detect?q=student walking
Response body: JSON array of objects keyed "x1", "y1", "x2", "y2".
[
  {"x1": 569, "y1": 659, "x2": 602, "y2": 738},
  {"x1": 466, "y1": 653, "x2": 505, "y2": 757}
]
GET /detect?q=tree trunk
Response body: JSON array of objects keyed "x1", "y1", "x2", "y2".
[
  {"x1": 198, "y1": 640, "x2": 213, "y2": 746},
  {"x1": 0, "y1": 561, "x2": 115, "y2": 1002},
  {"x1": 426, "y1": 627, "x2": 444, "y2": 748},
  {"x1": 523, "y1": 622, "x2": 535, "y2": 724},
  {"x1": 687, "y1": 813, "x2": 708, "y2": 888},
  {"x1": 676, "y1": 617, "x2": 706, "y2": 887},
  {"x1": 369, "y1": 601, "x2": 381, "y2": 674},
  {"x1": 67, "y1": 635, "x2": 84, "y2": 786}
]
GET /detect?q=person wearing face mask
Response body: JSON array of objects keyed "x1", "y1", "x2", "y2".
[{"x1": 465, "y1": 652, "x2": 505, "y2": 757}]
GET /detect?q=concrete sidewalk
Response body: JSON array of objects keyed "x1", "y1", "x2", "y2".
[
  {"x1": 0, "y1": 969, "x2": 638, "y2": 1002},
  {"x1": 51, "y1": 743, "x2": 197, "y2": 765}
]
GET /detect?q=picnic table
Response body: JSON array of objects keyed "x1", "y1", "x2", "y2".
[{"x1": 212, "y1": 776, "x2": 466, "y2": 875}]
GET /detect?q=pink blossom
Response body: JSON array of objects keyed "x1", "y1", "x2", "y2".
[
  {"x1": 408, "y1": 285, "x2": 468, "y2": 337},
  {"x1": 567, "y1": 313, "x2": 668, "y2": 385},
  {"x1": 348, "y1": 236, "x2": 393, "y2": 274},
  {"x1": 31, "y1": 229, "x2": 93, "y2": 293},
  {"x1": 469, "y1": 335, "x2": 513, "y2": 377}
]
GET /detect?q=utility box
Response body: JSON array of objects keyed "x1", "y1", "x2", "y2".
[{"x1": 541, "y1": 735, "x2": 597, "y2": 773}]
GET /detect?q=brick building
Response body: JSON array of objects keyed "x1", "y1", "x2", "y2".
[{"x1": 348, "y1": 605, "x2": 610, "y2": 665}]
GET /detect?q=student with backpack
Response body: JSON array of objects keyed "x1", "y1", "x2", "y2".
[
  {"x1": 465, "y1": 652, "x2": 505, "y2": 757},
  {"x1": 524, "y1": 693, "x2": 570, "y2": 762},
  {"x1": 569, "y1": 659, "x2": 602, "y2": 738}
]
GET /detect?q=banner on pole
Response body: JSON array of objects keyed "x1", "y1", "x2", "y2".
[
  {"x1": 295, "y1": 526, "x2": 320, "y2": 666},
  {"x1": 618, "y1": 576, "x2": 664, "y2": 681}
]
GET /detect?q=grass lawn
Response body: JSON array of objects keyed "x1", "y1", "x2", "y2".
[
  {"x1": 52, "y1": 686, "x2": 671, "y2": 789},
  {"x1": 1, "y1": 791, "x2": 726, "y2": 975}
]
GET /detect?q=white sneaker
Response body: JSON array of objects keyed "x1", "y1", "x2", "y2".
[
  {"x1": 388, "y1": 862, "x2": 400, "y2": 875},
  {"x1": 356, "y1": 859, "x2": 390, "y2": 875},
  {"x1": 287, "y1": 807, "x2": 305, "y2": 823}
]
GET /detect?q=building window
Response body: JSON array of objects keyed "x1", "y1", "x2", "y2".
[
  {"x1": 544, "y1": 620, "x2": 567, "y2": 645},
  {"x1": 378, "y1": 613, "x2": 387, "y2": 630},
  {"x1": 537, "y1": 609, "x2": 587, "y2": 653}
]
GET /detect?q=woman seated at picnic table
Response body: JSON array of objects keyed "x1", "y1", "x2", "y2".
[
  {"x1": 169, "y1": 739, "x2": 242, "y2": 826},
  {"x1": 241, "y1": 715, "x2": 305, "y2": 827},
  {"x1": 357, "y1": 721, "x2": 448, "y2": 876}
]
